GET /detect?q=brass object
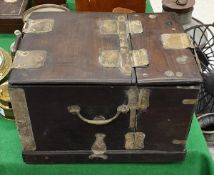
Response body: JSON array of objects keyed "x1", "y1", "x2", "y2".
[
  {"x1": 164, "y1": 70, "x2": 184, "y2": 78},
  {"x1": 182, "y1": 99, "x2": 198, "y2": 105},
  {"x1": 128, "y1": 88, "x2": 138, "y2": 129},
  {"x1": 176, "y1": 55, "x2": 190, "y2": 64},
  {"x1": 9, "y1": 88, "x2": 36, "y2": 151},
  {"x1": 172, "y1": 139, "x2": 186, "y2": 145},
  {"x1": 68, "y1": 88, "x2": 149, "y2": 126},
  {"x1": 0, "y1": 82, "x2": 14, "y2": 120},
  {"x1": 98, "y1": 15, "x2": 149, "y2": 75},
  {"x1": 23, "y1": 19, "x2": 54, "y2": 33},
  {"x1": 125, "y1": 88, "x2": 148, "y2": 150},
  {"x1": 161, "y1": 33, "x2": 193, "y2": 49},
  {"x1": 125, "y1": 132, "x2": 145, "y2": 149},
  {"x1": 176, "y1": 72, "x2": 184, "y2": 77},
  {"x1": 23, "y1": 4, "x2": 69, "y2": 22},
  {"x1": 99, "y1": 49, "x2": 149, "y2": 75},
  {"x1": 13, "y1": 50, "x2": 47, "y2": 69},
  {"x1": 68, "y1": 104, "x2": 129, "y2": 125},
  {"x1": 89, "y1": 133, "x2": 108, "y2": 160},
  {"x1": 0, "y1": 48, "x2": 12, "y2": 82},
  {"x1": 164, "y1": 70, "x2": 175, "y2": 77},
  {"x1": 128, "y1": 88, "x2": 150, "y2": 128},
  {"x1": 148, "y1": 14, "x2": 157, "y2": 19}
]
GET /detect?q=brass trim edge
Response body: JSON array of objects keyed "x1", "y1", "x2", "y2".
[
  {"x1": 182, "y1": 99, "x2": 198, "y2": 105},
  {"x1": 9, "y1": 88, "x2": 36, "y2": 151}
]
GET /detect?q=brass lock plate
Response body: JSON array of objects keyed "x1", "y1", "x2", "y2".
[{"x1": 98, "y1": 15, "x2": 149, "y2": 75}]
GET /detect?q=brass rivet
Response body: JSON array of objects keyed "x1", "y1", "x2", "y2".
[
  {"x1": 143, "y1": 73, "x2": 149, "y2": 77},
  {"x1": 22, "y1": 51, "x2": 29, "y2": 56},
  {"x1": 176, "y1": 55, "x2": 189, "y2": 64},
  {"x1": 164, "y1": 70, "x2": 174, "y2": 77},
  {"x1": 149, "y1": 15, "x2": 157, "y2": 19},
  {"x1": 118, "y1": 16, "x2": 126, "y2": 21},
  {"x1": 176, "y1": 72, "x2": 183, "y2": 77}
]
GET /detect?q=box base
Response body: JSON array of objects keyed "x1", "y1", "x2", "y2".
[{"x1": 23, "y1": 150, "x2": 186, "y2": 164}]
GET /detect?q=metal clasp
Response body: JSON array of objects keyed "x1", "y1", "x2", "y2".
[{"x1": 98, "y1": 15, "x2": 149, "y2": 75}]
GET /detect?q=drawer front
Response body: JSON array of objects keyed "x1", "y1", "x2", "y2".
[
  {"x1": 13, "y1": 85, "x2": 198, "y2": 153},
  {"x1": 24, "y1": 86, "x2": 131, "y2": 151}
]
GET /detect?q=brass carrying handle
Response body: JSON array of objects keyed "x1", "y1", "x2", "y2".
[{"x1": 67, "y1": 105, "x2": 129, "y2": 125}]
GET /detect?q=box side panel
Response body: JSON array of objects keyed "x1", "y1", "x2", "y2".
[{"x1": 137, "y1": 86, "x2": 199, "y2": 151}]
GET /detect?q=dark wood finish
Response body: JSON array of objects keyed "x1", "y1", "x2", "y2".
[
  {"x1": 75, "y1": 0, "x2": 146, "y2": 12},
  {"x1": 23, "y1": 150, "x2": 186, "y2": 163},
  {"x1": 23, "y1": 86, "x2": 197, "y2": 151},
  {"x1": 33, "y1": 0, "x2": 66, "y2": 5},
  {"x1": 129, "y1": 13, "x2": 201, "y2": 85},
  {"x1": 9, "y1": 12, "x2": 202, "y2": 163},
  {"x1": 0, "y1": 0, "x2": 28, "y2": 33},
  {"x1": 10, "y1": 12, "x2": 135, "y2": 85}
]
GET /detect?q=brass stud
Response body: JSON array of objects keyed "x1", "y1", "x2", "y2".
[
  {"x1": 176, "y1": 55, "x2": 189, "y2": 64},
  {"x1": 149, "y1": 14, "x2": 157, "y2": 19},
  {"x1": 176, "y1": 72, "x2": 183, "y2": 77},
  {"x1": 164, "y1": 70, "x2": 174, "y2": 77}
]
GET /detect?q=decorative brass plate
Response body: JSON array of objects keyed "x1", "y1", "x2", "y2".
[
  {"x1": 89, "y1": 133, "x2": 108, "y2": 160},
  {"x1": 161, "y1": 33, "x2": 193, "y2": 49},
  {"x1": 23, "y1": 19, "x2": 54, "y2": 34},
  {"x1": 125, "y1": 132, "x2": 145, "y2": 150},
  {"x1": 13, "y1": 50, "x2": 47, "y2": 69},
  {"x1": 0, "y1": 48, "x2": 12, "y2": 83}
]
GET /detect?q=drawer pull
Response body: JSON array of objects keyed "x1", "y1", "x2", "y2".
[{"x1": 67, "y1": 105, "x2": 129, "y2": 125}]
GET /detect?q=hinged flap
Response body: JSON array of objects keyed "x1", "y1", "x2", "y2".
[{"x1": 128, "y1": 13, "x2": 202, "y2": 85}]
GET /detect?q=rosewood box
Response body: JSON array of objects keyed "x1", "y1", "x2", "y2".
[
  {"x1": 9, "y1": 12, "x2": 202, "y2": 164},
  {"x1": 0, "y1": 0, "x2": 29, "y2": 33}
]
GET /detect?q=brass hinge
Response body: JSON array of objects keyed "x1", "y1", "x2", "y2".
[{"x1": 98, "y1": 15, "x2": 149, "y2": 75}]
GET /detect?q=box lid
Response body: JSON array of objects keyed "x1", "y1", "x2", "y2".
[{"x1": 9, "y1": 12, "x2": 202, "y2": 86}]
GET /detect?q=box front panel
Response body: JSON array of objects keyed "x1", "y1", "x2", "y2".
[{"x1": 20, "y1": 85, "x2": 198, "y2": 153}]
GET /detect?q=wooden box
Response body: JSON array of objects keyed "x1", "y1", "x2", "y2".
[
  {"x1": 0, "y1": 0, "x2": 29, "y2": 33},
  {"x1": 75, "y1": 0, "x2": 146, "y2": 12},
  {"x1": 9, "y1": 12, "x2": 202, "y2": 164}
]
